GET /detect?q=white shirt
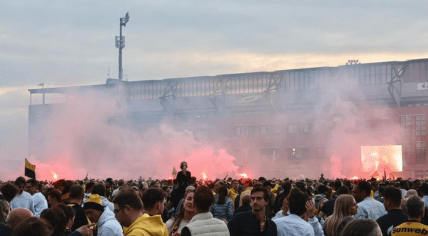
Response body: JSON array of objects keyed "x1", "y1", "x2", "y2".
[
  {"x1": 273, "y1": 213, "x2": 324, "y2": 236},
  {"x1": 10, "y1": 191, "x2": 35, "y2": 214},
  {"x1": 32, "y1": 192, "x2": 48, "y2": 217},
  {"x1": 355, "y1": 196, "x2": 387, "y2": 220},
  {"x1": 400, "y1": 189, "x2": 408, "y2": 198}
]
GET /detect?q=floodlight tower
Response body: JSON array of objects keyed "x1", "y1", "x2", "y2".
[{"x1": 116, "y1": 12, "x2": 129, "y2": 80}]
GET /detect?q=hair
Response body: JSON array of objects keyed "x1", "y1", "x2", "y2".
[
  {"x1": 317, "y1": 185, "x2": 329, "y2": 194},
  {"x1": 194, "y1": 186, "x2": 214, "y2": 212},
  {"x1": 170, "y1": 188, "x2": 195, "y2": 234},
  {"x1": 40, "y1": 207, "x2": 68, "y2": 234},
  {"x1": 242, "y1": 194, "x2": 251, "y2": 204},
  {"x1": 0, "y1": 200, "x2": 10, "y2": 224},
  {"x1": 91, "y1": 184, "x2": 106, "y2": 197},
  {"x1": 217, "y1": 186, "x2": 228, "y2": 205},
  {"x1": 0, "y1": 183, "x2": 18, "y2": 202},
  {"x1": 282, "y1": 181, "x2": 292, "y2": 196},
  {"x1": 324, "y1": 195, "x2": 356, "y2": 236},
  {"x1": 69, "y1": 185, "x2": 84, "y2": 200},
  {"x1": 382, "y1": 187, "x2": 402, "y2": 208},
  {"x1": 288, "y1": 188, "x2": 309, "y2": 216},
  {"x1": 336, "y1": 186, "x2": 350, "y2": 196},
  {"x1": 141, "y1": 188, "x2": 164, "y2": 210},
  {"x1": 118, "y1": 179, "x2": 125, "y2": 187},
  {"x1": 406, "y1": 196, "x2": 425, "y2": 218},
  {"x1": 113, "y1": 188, "x2": 143, "y2": 210},
  {"x1": 400, "y1": 181, "x2": 408, "y2": 188},
  {"x1": 26, "y1": 179, "x2": 38, "y2": 188},
  {"x1": 334, "y1": 180, "x2": 343, "y2": 191},
  {"x1": 46, "y1": 188, "x2": 62, "y2": 203},
  {"x1": 85, "y1": 182, "x2": 95, "y2": 192},
  {"x1": 340, "y1": 219, "x2": 379, "y2": 236},
  {"x1": 357, "y1": 181, "x2": 372, "y2": 196},
  {"x1": 14, "y1": 177, "x2": 26, "y2": 187},
  {"x1": 180, "y1": 161, "x2": 188, "y2": 169},
  {"x1": 55, "y1": 204, "x2": 76, "y2": 223},
  {"x1": 251, "y1": 187, "x2": 269, "y2": 202},
  {"x1": 12, "y1": 217, "x2": 53, "y2": 236}
]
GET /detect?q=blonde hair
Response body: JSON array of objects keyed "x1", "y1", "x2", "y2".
[
  {"x1": 324, "y1": 195, "x2": 355, "y2": 236},
  {"x1": 0, "y1": 200, "x2": 10, "y2": 224}
]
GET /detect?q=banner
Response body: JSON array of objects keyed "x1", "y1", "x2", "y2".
[{"x1": 25, "y1": 158, "x2": 36, "y2": 179}]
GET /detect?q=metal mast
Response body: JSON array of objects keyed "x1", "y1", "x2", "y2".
[{"x1": 116, "y1": 12, "x2": 129, "y2": 80}]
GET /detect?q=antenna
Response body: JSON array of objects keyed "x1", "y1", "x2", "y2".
[{"x1": 116, "y1": 12, "x2": 130, "y2": 80}]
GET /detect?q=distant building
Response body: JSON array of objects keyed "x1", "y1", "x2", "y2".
[{"x1": 28, "y1": 58, "x2": 428, "y2": 179}]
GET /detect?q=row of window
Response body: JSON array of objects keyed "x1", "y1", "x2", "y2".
[
  {"x1": 401, "y1": 115, "x2": 427, "y2": 137},
  {"x1": 234, "y1": 124, "x2": 311, "y2": 136},
  {"x1": 233, "y1": 147, "x2": 326, "y2": 160}
]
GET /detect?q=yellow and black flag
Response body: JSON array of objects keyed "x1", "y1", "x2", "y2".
[{"x1": 25, "y1": 158, "x2": 36, "y2": 179}]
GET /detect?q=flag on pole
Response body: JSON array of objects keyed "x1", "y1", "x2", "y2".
[
  {"x1": 172, "y1": 166, "x2": 177, "y2": 177},
  {"x1": 25, "y1": 159, "x2": 36, "y2": 179}
]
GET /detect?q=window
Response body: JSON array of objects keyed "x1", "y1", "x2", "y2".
[
  {"x1": 416, "y1": 115, "x2": 426, "y2": 137},
  {"x1": 246, "y1": 125, "x2": 256, "y2": 136},
  {"x1": 261, "y1": 125, "x2": 270, "y2": 135},
  {"x1": 288, "y1": 124, "x2": 298, "y2": 133},
  {"x1": 287, "y1": 148, "x2": 296, "y2": 159},
  {"x1": 235, "y1": 126, "x2": 241, "y2": 136},
  {"x1": 273, "y1": 124, "x2": 281, "y2": 134},
  {"x1": 401, "y1": 116, "x2": 412, "y2": 135},
  {"x1": 301, "y1": 123, "x2": 310, "y2": 134},
  {"x1": 261, "y1": 148, "x2": 281, "y2": 161},
  {"x1": 416, "y1": 142, "x2": 426, "y2": 164}
]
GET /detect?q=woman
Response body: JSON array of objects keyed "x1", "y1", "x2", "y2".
[
  {"x1": 166, "y1": 189, "x2": 195, "y2": 236},
  {"x1": 323, "y1": 195, "x2": 358, "y2": 236},
  {"x1": 56, "y1": 204, "x2": 76, "y2": 236},
  {"x1": 176, "y1": 161, "x2": 191, "y2": 187},
  {"x1": 0, "y1": 199, "x2": 10, "y2": 224},
  {"x1": 211, "y1": 186, "x2": 234, "y2": 222}
]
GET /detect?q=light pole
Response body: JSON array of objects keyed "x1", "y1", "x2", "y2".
[{"x1": 116, "y1": 12, "x2": 130, "y2": 81}]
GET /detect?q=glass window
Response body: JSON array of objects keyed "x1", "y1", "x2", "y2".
[{"x1": 235, "y1": 126, "x2": 241, "y2": 136}]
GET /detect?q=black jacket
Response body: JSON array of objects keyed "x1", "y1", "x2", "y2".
[
  {"x1": 228, "y1": 211, "x2": 277, "y2": 236},
  {"x1": 376, "y1": 209, "x2": 408, "y2": 236},
  {"x1": 234, "y1": 203, "x2": 252, "y2": 216}
]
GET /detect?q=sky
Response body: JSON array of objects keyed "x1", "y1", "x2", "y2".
[{"x1": 1, "y1": 0, "x2": 428, "y2": 165}]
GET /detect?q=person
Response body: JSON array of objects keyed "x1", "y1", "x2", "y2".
[
  {"x1": 234, "y1": 194, "x2": 252, "y2": 216},
  {"x1": 400, "y1": 181, "x2": 408, "y2": 199},
  {"x1": 340, "y1": 219, "x2": 382, "y2": 236},
  {"x1": 47, "y1": 188, "x2": 63, "y2": 208},
  {"x1": 262, "y1": 181, "x2": 276, "y2": 219},
  {"x1": 180, "y1": 186, "x2": 229, "y2": 236},
  {"x1": 142, "y1": 188, "x2": 165, "y2": 216},
  {"x1": 211, "y1": 185, "x2": 234, "y2": 222},
  {"x1": 323, "y1": 195, "x2": 358, "y2": 236},
  {"x1": 234, "y1": 178, "x2": 253, "y2": 208},
  {"x1": 56, "y1": 204, "x2": 76, "y2": 236},
  {"x1": 12, "y1": 217, "x2": 53, "y2": 236},
  {"x1": 0, "y1": 200, "x2": 10, "y2": 224},
  {"x1": 176, "y1": 162, "x2": 191, "y2": 187},
  {"x1": 113, "y1": 188, "x2": 168, "y2": 236},
  {"x1": 166, "y1": 189, "x2": 195, "y2": 235},
  {"x1": 228, "y1": 187, "x2": 277, "y2": 236},
  {"x1": 320, "y1": 186, "x2": 350, "y2": 219},
  {"x1": 91, "y1": 184, "x2": 115, "y2": 212},
  {"x1": 229, "y1": 180, "x2": 240, "y2": 205},
  {"x1": 25, "y1": 179, "x2": 48, "y2": 217},
  {"x1": 40, "y1": 207, "x2": 69, "y2": 236},
  {"x1": 352, "y1": 181, "x2": 387, "y2": 220},
  {"x1": 391, "y1": 196, "x2": 428, "y2": 235},
  {"x1": 10, "y1": 177, "x2": 35, "y2": 215},
  {"x1": 83, "y1": 194, "x2": 123, "y2": 236},
  {"x1": 0, "y1": 183, "x2": 18, "y2": 203},
  {"x1": 0, "y1": 208, "x2": 33, "y2": 236},
  {"x1": 68, "y1": 185, "x2": 89, "y2": 231},
  {"x1": 273, "y1": 181, "x2": 292, "y2": 214},
  {"x1": 273, "y1": 188, "x2": 323, "y2": 236},
  {"x1": 174, "y1": 186, "x2": 196, "y2": 216},
  {"x1": 376, "y1": 187, "x2": 408, "y2": 236}
]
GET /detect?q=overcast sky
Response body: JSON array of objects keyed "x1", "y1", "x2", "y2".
[{"x1": 1, "y1": 0, "x2": 428, "y2": 162}]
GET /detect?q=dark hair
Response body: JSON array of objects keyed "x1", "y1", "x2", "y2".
[
  {"x1": 419, "y1": 183, "x2": 428, "y2": 195},
  {"x1": 251, "y1": 187, "x2": 269, "y2": 202},
  {"x1": 69, "y1": 185, "x2": 84, "y2": 200},
  {"x1": 317, "y1": 185, "x2": 328, "y2": 194},
  {"x1": 142, "y1": 188, "x2": 164, "y2": 210},
  {"x1": 242, "y1": 194, "x2": 251, "y2": 204},
  {"x1": 118, "y1": 179, "x2": 125, "y2": 187},
  {"x1": 85, "y1": 182, "x2": 95, "y2": 190},
  {"x1": 26, "y1": 179, "x2": 38, "y2": 188},
  {"x1": 336, "y1": 186, "x2": 350, "y2": 196},
  {"x1": 334, "y1": 180, "x2": 343, "y2": 191},
  {"x1": 378, "y1": 186, "x2": 385, "y2": 196},
  {"x1": 382, "y1": 187, "x2": 402, "y2": 207},
  {"x1": 406, "y1": 196, "x2": 425, "y2": 218},
  {"x1": 12, "y1": 217, "x2": 53, "y2": 236},
  {"x1": 282, "y1": 181, "x2": 292, "y2": 197},
  {"x1": 217, "y1": 186, "x2": 228, "y2": 205},
  {"x1": 14, "y1": 177, "x2": 26, "y2": 187},
  {"x1": 46, "y1": 189, "x2": 62, "y2": 203},
  {"x1": 288, "y1": 188, "x2": 309, "y2": 216},
  {"x1": 194, "y1": 186, "x2": 214, "y2": 212},
  {"x1": 40, "y1": 207, "x2": 68, "y2": 233},
  {"x1": 340, "y1": 219, "x2": 379, "y2": 236},
  {"x1": 180, "y1": 161, "x2": 188, "y2": 169},
  {"x1": 55, "y1": 204, "x2": 75, "y2": 223},
  {"x1": 295, "y1": 181, "x2": 307, "y2": 193},
  {"x1": 0, "y1": 183, "x2": 18, "y2": 202},
  {"x1": 91, "y1": 184, "x2": 106, "y2": 197},
  {"x1": 400, "y1": 181, "x2": 408, "y2": 188},
  {"x1": 357, "y1": 181, "x2": 372, "y2": 196},
  {"x1": 113, "y1": 188, "x2": 143, "y2": 210}
]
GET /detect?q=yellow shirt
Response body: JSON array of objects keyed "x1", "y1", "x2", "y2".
[
  {"x1": 229, "y1": 188, "x2": 239, "y2": 203},
  {"x1": 391, "y1": 221, "x2": 428, "y2": 236}
]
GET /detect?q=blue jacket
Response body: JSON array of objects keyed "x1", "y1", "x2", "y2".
[{"x1": 210, "y1": 194, "x2": 234, "y2": 222}]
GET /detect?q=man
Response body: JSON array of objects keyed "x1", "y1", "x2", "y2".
[
  {"x1": 234, "y1": 194, "x2": 252, "y2": 216},
  {"x1": 391, "y1": 196, "x2": 428, "y2": 235},
  {"x1": 400, "y1": 181, "x2": 408, "y2": 199},
  {"x1": 228, "y1": 187, "x2": 277, "y2": 236},
  {"x1": 181, "y1": 186, "x2": 229, "y2": 236},
  {"x1": 0, "y1": 208, "x2": 33, "y2": 236},
  {"x1": 68, "y1": 185, "x2": 89, "y2": 231},
  {"x1": 263, "y1": 181, "x2": 276, "y2": 218},
  {"x1": 113, "y1": 188, "x2": 168, "y2": 236},
  {"x1": 92, "y1": 184, "x2": 115, "y2": 212},
  {"x1": 83, "y1": 194, "x2": 123, "y2": 236},
  {"x1": 376, "y1": 187, "x2": 408, "y2": 236},
  {"x1": 10, "y1": 177, "x2": 35, "y2": 215},
  {"x1": 25, "y1": 179, "x2": 48, "y2": 217},
  {"x1": 142, "y1": 188, "x2": 165, "y2": 216},
  {"x1": 340, "y1": 219, "x2": 382, "y2": 236},
  {"x1": 234, "y1": 178, "x2": 253, "y2": 208},
  {"x1": 273, "y1": 188, "x2": 323, "y2": 236},
  {"x1": 353, "y1": 181, "x2": 387, "y2": 220},
  {"x1": 46, "y1": 188, "x2": 62, "y2": 208},
  {"x1": 229, "y1": 180, "x2": 240, "y2": 205},
  {"x1": 320, "y1": 185, "x2": 350, "y2": 218}
]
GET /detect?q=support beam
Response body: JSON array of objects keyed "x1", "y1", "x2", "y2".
[
  {"x1": 210, "y1": 77, "x2": 230, "y2": 115},
  {"x1": 388, "y1": 63, "x2": 407, "y2": 107},
  {"x1": 159, "y1": 80, "x2": 180, "y2": 115}
]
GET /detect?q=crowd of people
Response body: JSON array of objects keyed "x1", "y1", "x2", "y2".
[{"x1": 1, "y1": 161, "x2": 428, "y2": 236}]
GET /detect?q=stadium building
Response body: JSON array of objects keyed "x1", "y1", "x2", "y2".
[{"x1": 28, "y1": 58, "x2": 428, "y2": 179}]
